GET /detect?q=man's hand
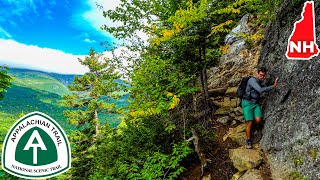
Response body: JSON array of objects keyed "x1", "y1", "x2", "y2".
[{"x1": 272, "y1": 77, "x2": 279, "y2": 89}]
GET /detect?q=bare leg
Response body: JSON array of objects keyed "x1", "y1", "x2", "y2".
[
  {"x1": 254, "y1": 117, "x2": 262, "y2": 124},
  {"x1": 246, "y1": 120, "x2": 253, "y2": 140}
]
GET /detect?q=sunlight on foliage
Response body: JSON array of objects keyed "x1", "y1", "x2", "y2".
[
  {"x1": 219, "y1": 44, "x2": 231, "y2": 55},
  {"x1": 207, "y1": 20, "x2": 234, "y2": 38}
]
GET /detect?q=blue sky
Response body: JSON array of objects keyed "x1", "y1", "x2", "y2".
[{"x1": 0, "y1": 0, "x2": 122, "y2": 74}]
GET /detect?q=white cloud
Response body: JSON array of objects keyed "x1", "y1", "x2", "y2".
[
  {"x1": 103, "y1": 46, "x2": 132, "y2": 67},
  {"x1": 0, "y1": 39, "x2": 138, "y2": 76},
  {"x1": 84, "y1": 38, "x2": 96, "y2": 43},
  {"x1": 0, "y1": 39, "x2": 88, "y2": 75},
  {"x1": 71, "y1": 0, "x2": 121, "y2": 40},
  {"x1": 83, "y1": 0, "x2": 121, "y2": 29},
  {"x1": 82, "y1": 0, "x2": 150, "y2": 43}
]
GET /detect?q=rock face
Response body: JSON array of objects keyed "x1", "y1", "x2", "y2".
[
  {"x1": 207, "y1": 14, "x2": 261, "y2": 128},
  {"x1": 259, "y1": 0, "x2": 320, "y2": 179},
  {"x1": 225, "y1": 14, "x2": 250, "y2": 45}
]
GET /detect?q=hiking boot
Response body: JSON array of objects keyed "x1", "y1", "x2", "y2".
[{"x1": 246, "y1": 139, "x2": 252, "y2": 149}]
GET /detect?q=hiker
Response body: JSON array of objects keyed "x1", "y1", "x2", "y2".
[{"x1": 242, "y1": 67, "x2": 278, "y2": 149}]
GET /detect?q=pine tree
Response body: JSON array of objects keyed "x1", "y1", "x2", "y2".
[
  {"x1": 0, "y1": 66, "x2": 12, "y2": 100},
  {"x1": 63, "y1": 49, "x2": 125, "y2": 179}
]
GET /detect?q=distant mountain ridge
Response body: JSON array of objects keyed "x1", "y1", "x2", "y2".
[
  {"x1": 0, "y1": 67, "x2": 128, "y2": 131},
  {"x1": 9, "y1": 68, "x2": 77, "y2": 87}
]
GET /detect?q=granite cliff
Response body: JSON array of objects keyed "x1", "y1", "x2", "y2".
[
  {"x1": 206, "y1": 1, "x2": 320, "y2": 179},
  {"x1": 260, "y1": 0, "x2": 320, "y2": 179}
]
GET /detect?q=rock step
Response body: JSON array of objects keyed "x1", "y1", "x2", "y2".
[
  {"x1": 223, "y1": 123, "x2": 247, "y2": 145},
  {"x1": 229, "y1": 148, "x2": 263, "y2": 172},
  {"x1": 232, "y1": 169, "x2": 263, "y2": 180},
  {"x1": 215, "y1": 106, "x2": 243, "y2": 115}
]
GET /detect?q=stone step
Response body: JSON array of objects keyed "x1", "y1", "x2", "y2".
[
  {"x1": 226, "y1": 87, "x2": 238, "y2": 97},
  {"x1": 223, "y1": 124, "x2": 247, "y2": 145},
  {"x1": 208, "y1": 88, "x2": 227, "y2": 97},
  {"x1": 229, "y1": 148, "x2": 263, "y2": 172},
  {"x1": 232, "y1": 169, "x2": 263, "y2": 180}
]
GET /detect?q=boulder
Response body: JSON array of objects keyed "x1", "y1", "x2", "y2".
[
  {"x1": 227, "y1": 78, "x2": 242, "y2": 87},
  {"x1": 208, "y1": 79, "x2": 221, "y2": 89},
  {"x1": 229, "y1": 40, "x2": 247, "y2": 55},
  {"x1": 232, "y1": 169, "x2": 263, "y2": 180},
  {"x1": 229, "y1": 113, "x2": 236, "y2": 118},
  {"x1": 230, "y1": 98, "x2": 239, "y2": 107},
  {"x1": 229, "y1": 132, "x2": 247, "y2": 146},
  {"x1": 208, "y1": 88, "x2": 227, "y2": 97},
  {"x1": 232, "y1": 171, "x2": 245, "y2": 180},
  {"x1": 224, "y1": 96, "x2": 230, "y2": 103},
  {"x1": 217, "y1": 116, "x2": 231, "y2": 125},
  {"x1": 202, "y1": 173, "x2": 211, "y2": 180},
  {"x1": 211, "y1": 100, "x2": 223, "y2": 107},
  {"x1": 229, "y1": 149, "x2": 263, "y2": 172},
  {"x1": 223, "y1": 124, "x2": 247, "y2": 145},
  {"x1": 214, "y1": 98, "x2": 238, "y2": 108},
  {"x1": 226, "y1": 87, "x2": 238, "y2": 97},
  {"x1": 235, "y1": 123, "x2": 247, "y2": 133},
  {"x1": 238, "y1": 169, "x2": 263, "y2": 180},
  {"x1": 235, "y1": 116, "x2": 244, "y2": 122},
  {"x1": 215, "y1": 106, "x2": 233, "y2": 115},
  {"x1": 233, "y1": 107, "x2": 243, "y2": 116},
  {"x1": 212, "y1": 96, "x2": 223, "y2": 100},
  {"x1": 208, "y1": 67, "x2": 219, "y2": 79},
  {"x1": 225, "y1": 14, "x2": 250, "y2": 45}
]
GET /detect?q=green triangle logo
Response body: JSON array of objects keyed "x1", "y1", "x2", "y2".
[
  {"x1": 1, "y1": 112, "x2": 71, "y2": 179},
  {"x1": 15, "y1": 127, "x2": 58, "y2": 166}
]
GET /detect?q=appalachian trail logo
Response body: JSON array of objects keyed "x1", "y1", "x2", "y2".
[
  {"x1": 286, "y1": 1, "x2": 320, "y2": 60},
  {"x1": 1, "y1": 112, "x2": 71, "y2": 179}
]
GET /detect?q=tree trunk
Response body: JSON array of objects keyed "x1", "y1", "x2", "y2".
[
  {"x1": 183, "y1": 104, "x2": 187, "y2": 141},
  {"x1": 187, "y1": 128, "x2": 209, "y2": 176},
  {"x1": 193, "y1": 92, "x2": 198, "y2": 112},
  {"x1": 199, "y1": 70, "x2": 207, "y2": 109},
  {"x1": 199, "y1": 46, "x2": 208, "y2": 113},
  {"x1": 203, "y1": 69, "x2": 210, "y2": 108},
  {"x1": 94, "y1": 109, "x2": 99, "y2": 136},
  {"x1": 202, "y1": 45, "x2": 209, "y2": 108},
  {"x1": 202, "y1": 44, "x2": 215, "y2": 112}
]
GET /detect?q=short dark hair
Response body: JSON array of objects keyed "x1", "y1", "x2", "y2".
[{"x1": 257, "y1": 67, "x2": 267, "y2": 73}]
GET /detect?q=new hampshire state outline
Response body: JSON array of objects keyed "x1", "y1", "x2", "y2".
[{"x1": 286, "y1": 1, "x2": 319, "y2": 60}]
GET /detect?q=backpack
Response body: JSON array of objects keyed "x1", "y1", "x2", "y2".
[{"x1": 237, "y1": 76, "x2": 252, "y2": 99}]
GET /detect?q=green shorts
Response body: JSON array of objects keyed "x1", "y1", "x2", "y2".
[{"x1": 241, "y1": 100, "x2": 263, "y2": 121}]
